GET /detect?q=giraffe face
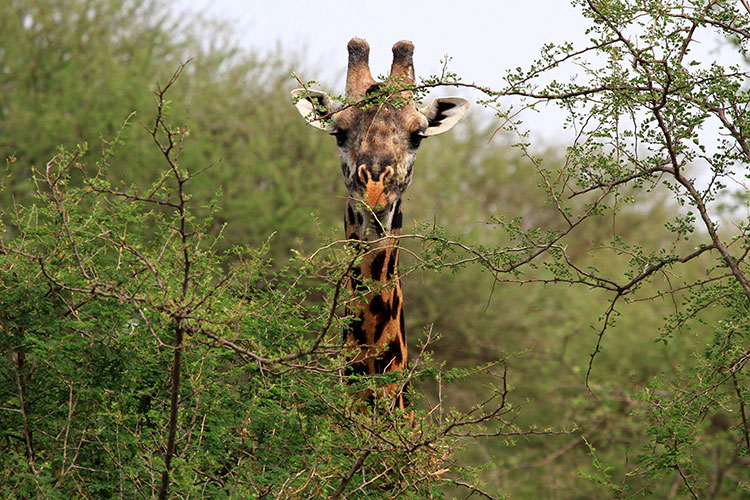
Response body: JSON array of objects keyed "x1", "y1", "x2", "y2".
[
  {"x1": 290, "y1": 38, "x2": 469, "y2": 239},
  {"x1": 332, "y1": 96, "x2": 426, "y2": 223}
]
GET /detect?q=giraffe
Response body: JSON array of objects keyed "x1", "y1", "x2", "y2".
[{"x1": 291, "y1": 38, "x2": 469, "y2": 413}]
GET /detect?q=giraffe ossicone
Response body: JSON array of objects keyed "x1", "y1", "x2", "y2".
[{"x1": 291, "y1": 38, "x2": 469, "y2": 415}]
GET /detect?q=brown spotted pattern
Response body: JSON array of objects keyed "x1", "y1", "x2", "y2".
[{"x1": 343, "y1": 196, "x2": 408, "y2": 413}]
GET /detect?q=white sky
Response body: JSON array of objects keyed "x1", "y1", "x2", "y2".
[
  {"x1": 176, "y1": 0, "x2": 746, "y2": 146},
  {"x1": 177, "y1": 0, "x2": 592, "y2": 141},
  {"x1": 179, "y1": 0, "x2": 589, "y2": 84}
]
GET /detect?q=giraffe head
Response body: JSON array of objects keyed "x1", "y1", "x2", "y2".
[{"x1": 292, "y1": 38, "x2": 469, "y2": 240}]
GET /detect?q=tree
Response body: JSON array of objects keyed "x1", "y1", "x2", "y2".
[
  {"x1": 0, "y1": 0, "x2": 341, "y2": 261},
  {"x1": 416, "y1": 0, "x2": 749, "y2": 496},
  {"x1": 1, "y1": 61, "x2": 529, "y2": 499}
]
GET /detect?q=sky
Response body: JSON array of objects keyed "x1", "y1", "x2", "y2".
[
  {"x1": 177, "y1": 0, "x2": 593, "y2": 141},
  {"x1": 178, "y1": 0, "x2": 589, "y2": 83},
  {"x1": 175, "y1": 0, "x2": 746, "y2": 146}
]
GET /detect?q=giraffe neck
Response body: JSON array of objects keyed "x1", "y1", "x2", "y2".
[{"x1": 343, "y1": 198, "x2": 408, "y2": 408}]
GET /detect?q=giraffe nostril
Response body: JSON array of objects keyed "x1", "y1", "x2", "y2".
[
  {"x1": 358, "y1": 165, "x2": 369, "y2": 184},
  {"x1": 382, "y1": 166, "x2": 394, "y2": 184}
]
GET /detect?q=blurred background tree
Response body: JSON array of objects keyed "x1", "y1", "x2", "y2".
[{"x1": 0, "y1": 0, "x2": 339, "y2": 256}]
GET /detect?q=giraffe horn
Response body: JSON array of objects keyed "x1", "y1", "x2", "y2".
[
  {"x1": 389, "y1": 40, "x2": 415, "y2": 92},
  {"x1": 346, "y1": 37, "x2": 376, "y2": 98}
]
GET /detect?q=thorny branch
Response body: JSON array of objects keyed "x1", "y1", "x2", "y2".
[
  {"x1": 330, "y1": 448, "x2": 372, "y2": 500},
  {"x1": 150, "y1": 60, "x2": 192, "y2": 500}
]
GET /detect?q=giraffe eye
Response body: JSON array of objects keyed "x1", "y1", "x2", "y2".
[
  {"x1": 331, "y1": 129, "x2": 348, "y2": 147},
  {"x1": 409, "y1": 130, "x2": 425, "y2": 148}
]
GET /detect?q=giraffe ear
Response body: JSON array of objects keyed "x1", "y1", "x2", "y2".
[
  {"x1": 418, "y1": 97, "x2": 470, "y2": 136},
  {"x1": 290, "y1": 89, "x2": 340, "y2": 132}
]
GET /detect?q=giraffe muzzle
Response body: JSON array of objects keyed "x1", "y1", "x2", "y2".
[{"x1": 358, "y1": 165, "x2": 395, "y2": 212}]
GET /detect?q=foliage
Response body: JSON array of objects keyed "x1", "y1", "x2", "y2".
[
  {"x1": 0, "y1": 0, "x2": 339, "y2": 261},
  {"x1": 0, "y1": 63, "x2": 540, "y2": 499},
  {"x1": 2, "y1": 0, "x2": 750, "y2": 498},
  {"x1": 408, "y1": 0, "x2": 750, "y2": 497}
]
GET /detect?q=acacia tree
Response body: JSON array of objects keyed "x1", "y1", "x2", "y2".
[
  {"x1": 3, "y1": 2, "x2": 546, "y2": 498},
  {"x1": 0, "y1": 59, "x2": 561, "y2": 499},
  {"x1": 414, "y1": 0, "x2": 749, "y2": 496}
]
